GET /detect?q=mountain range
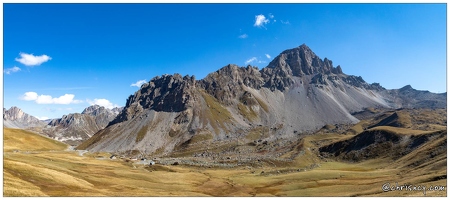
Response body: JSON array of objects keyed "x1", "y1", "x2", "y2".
[
  {"x1": 76, "y1": 44, "x2": 446, "y2": 155},
  {"x1": 3, "y1": 105, "x2": 123, "y2": 145}
]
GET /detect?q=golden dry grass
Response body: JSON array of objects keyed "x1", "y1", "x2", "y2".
[
  {"x1": 4, "y1": 128, "x2": 68, "y2": 152},
  {"x1": 369, "y1": 126, "x2": 435, "y2": 135},
  {"x1": 3, "y1": 128, "x2": 447, "y2": 197}
]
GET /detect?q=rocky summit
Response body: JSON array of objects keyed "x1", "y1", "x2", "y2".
[{"x1": 78, "y1": 44, "x2": 446, "y2": 157}]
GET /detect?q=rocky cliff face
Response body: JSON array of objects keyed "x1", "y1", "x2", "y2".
[
  {"x1": 42, "y1": 105, "x2": 123, "y2": 145},
  {"x1": 198, "y1": 64, "x2": 264, "y2": 105},
  {"x1": 78, "y1": 44, "x2": 446, "y2": 155},
  {"x1": 3, "y1": 106, "x2": 46, "y2": 129},
  {"x1": 110, "y1": 74, "x2": 197, "y2": 126}
]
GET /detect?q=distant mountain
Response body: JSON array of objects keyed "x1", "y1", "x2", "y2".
[
  {"x1": 81, "y1": 105, "x2": 123, "y2": 128},
  {"x1": 3, "y1": 106, "x2": 46, "y2": 129},
  {"x1": 78, "y1": 44, "x2": 446, "y2": 155},
  {"x1": 41, "y1": 105, "x2": 123, "y2": 146},
  {"x1": 383, "y1": 85, "x2": 447, "y2": 109}
]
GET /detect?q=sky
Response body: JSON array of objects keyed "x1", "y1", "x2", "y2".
[{"x1": 3, "y1": 3, "x2": 447, "y2": 120}]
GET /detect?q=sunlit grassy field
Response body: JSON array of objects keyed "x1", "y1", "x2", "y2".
[{"x1": 3, "y1": 128, "x2": 446, "y2": 197}]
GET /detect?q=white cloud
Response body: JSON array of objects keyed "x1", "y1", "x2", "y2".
[
  {"x1": 21, "y1": 92, "x2": 83, "y2": 104},
  {"x1": 15, "y1": 52, "x2": 52, "y2": 66},
  {"x1": 130, "y1": 79, "x2": 147, "y2": 87},
  {"x1": 87, "y1": 98, "x2": 118, "y2": 109},
  {"x1": 268, "y1": 13, "x2": 274, "y2": 19},
  {"x1": 281, "y1": 20, "x2": 290, "y2": 25},
  {"x1": 238, "y1": 34, "x2": 248, "y2": 39},
  {"x1": 53, "y1": 94, "x2": 83, "y2": 104},
  {"x1": 22, "y1": 92, "x2": 38, "y2": 101},
  {"x1": 265, "y1": 54, "x2": 271, "y2": 59},
  {"x1": 37, "y1": 116, "x2": 49, "y2": 120},
  {"x1": 254, "y1": 14, "x2": 269, "y2": 28},
  {"x1": 4, "y1": 66, "x2": 21, "y2": 74},
  {"x1": 245, "y1": 57, "x2": 258, "y2": 65},
  {"x1": 35, "y1": 94, "x2": 53, "y2": 104}
]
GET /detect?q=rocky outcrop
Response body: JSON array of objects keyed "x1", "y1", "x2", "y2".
[
  {"x1": 198, "y1": 64, "x2": 264, "y2": 105},
  {"x1": 82, "y1": 105, "x2": 123, "y2": 128},
  {"x1": 110, "y1": 74, "x2": 197, "y2": 126},
  {"x1": 111, "y1": 107, "x2": 123, "y2": 115},
  {"x1": 3, "y1": 106, "x2": 46, "y2": 129}
]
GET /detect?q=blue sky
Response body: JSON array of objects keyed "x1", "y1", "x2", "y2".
[{"x1": 3, "y1": 3, "x2": 447, "y2": 120}]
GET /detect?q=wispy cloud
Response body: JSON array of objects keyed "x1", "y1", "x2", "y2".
[
  {"x1": 268, "y1": 13, "x2": 274, "y2": 19},
  {"x1": 44, "y1": 107, "x2": 57, "y2": 112},
  {"x1": 238, "y1": 34, "x2": 248, "y2": 39},
  {"x1": 258, "y1": 60, "x2": 267, "y2": 64},
  {"x1": 87, "y1": 98, "x2": 119, "y2": 109},
  {"x1": 130, "y1": 79, "x2": 147, "y2": 87},
  {"x1": 254, "y1": 14, "x2": 269, "y2": 28},
  {"x1": 21, "y1": 92, "x2": 83, "y2": 104},
  {"x1": 245, "y1": 57, "x2": 258, "y2": 65},
  {"x1": 281, "y1": 20, "x2": 291, "y2": 25},
  {"x1": 245, "y1": 54, "x2": 272, "y2": 65},
  {"x1": 15, "y1": 52, "x2": 52, "y2": 66},
  {"x1": 4, "y1": 66, "x2": 21, "y2": 74}
]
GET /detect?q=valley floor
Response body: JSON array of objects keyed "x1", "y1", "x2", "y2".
[{"x1": 3, "y1": 128, "x2": 446, "y2": 197}]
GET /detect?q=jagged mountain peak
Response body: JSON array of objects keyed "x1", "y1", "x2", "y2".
[
  {"x1": 259, "y1": 44, "x2": 345, "y2": 91},
  {"x1": 110, "y1": 73, "x2": 197, "y2": 126},
  {"x1": 3, "y1": 106, "x2": 46, "y2": 129},
  {"x1": 4, "y1": 106, "x2": 25, "y2": 119},
  {"x1": 82, "y1": 105, "x2": 123, "y2": 116},
  {"x1": 265, "y1": 44, "x2": 341, "y2": 77},
  {"x1": 399, "y1": 85, "x2": 414, "y2": 91},
  {"x1": 82, "y1": 105, "x2": 104, "y2": 115},
  {"x1": 129, "y1": 73, "x2": 196, "y2": 111}
]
